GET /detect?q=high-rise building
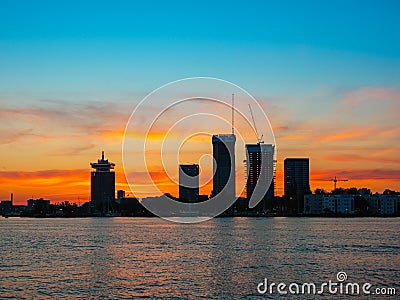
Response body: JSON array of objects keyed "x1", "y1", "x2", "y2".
[
  {"x1": 212, "y1": 134, "x2": 236, "y2": 202},
  {"x1": 90, "y1": 151, "x2": 115, "y2": 213},
  {"x1": 284, "y1": 158, "x2": 310, "y2": 213},
  {"x1": 245, "y1": 143, "x2": 275, "y2": 211},
  {"x1": 179, "y1": 164, "x2": 199, "y2": 202}
]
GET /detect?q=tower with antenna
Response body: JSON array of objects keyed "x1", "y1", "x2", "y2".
[
  {"x1": 90, "y1": 151, "x2": 115, "y2": 214},
  {"x1": 231, "y1": 93, "x2": 234, "y2": 135},
  {"x1": 211, "y1": 94, "x2": 236, "y2": 204}
]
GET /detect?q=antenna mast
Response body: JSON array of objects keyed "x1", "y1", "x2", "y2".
[{"x1": 231, "y1": 94, "x2": 234, "y2": 135}]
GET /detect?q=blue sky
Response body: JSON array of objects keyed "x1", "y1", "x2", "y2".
[{"x1": 1, "y1": 0, "x2": 399, "y2": 96}]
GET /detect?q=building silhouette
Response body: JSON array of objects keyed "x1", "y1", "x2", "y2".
[
  {"x1": 119, "y1": 196, "x2": 146, "y2": 216},
  {"x1": 117, "y1": 190, "x2": 125, "y2": 200},
  {"x1": 179, "y1": 164, "x2": 199, "y2": 203},
  {"x1": 212, "y1": 134, "x2": 236, "y2": 203},
  {"x1": 363, "y1": 194, "x2": 399, "y2": 215},
  {"x1": 90, "y1": 151, "x2": 115, "y2": 213},
  {"x1": 304, "y1": 194, "x2": 354, "y2": 214},
  {"x1": 245, "y1": 143, "x2": 275, "y2": 211},
  {"x1": 0, "y1": 193, "x2": 14, "y2": 216},
  {"x1": 284, "y1": 158, "x2": 310, "y2": 213}
]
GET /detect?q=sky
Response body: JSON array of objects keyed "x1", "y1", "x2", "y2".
[{"x1": 0, "y1": 0, "x2": 399, "y2": 204}]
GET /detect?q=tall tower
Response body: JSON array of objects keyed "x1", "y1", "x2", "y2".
[
  {"x1": 211, "y1": 94, "x2": 236, "y2": 210},
  {"x1": 212, "y1": 134, "x2": 236, "y2": 201},
  {"x1": 246, "y1": 143, "x2": 275, "y2": 211},
  {"x1": 179, "y1": 164, "x2": 199, "y2": 203},
  {"x1": 90, "y1": 151, "x2": 115, "y2": 213},
  {"x1": 284, "y1": 158, "x2": 310, "y2": 213}
]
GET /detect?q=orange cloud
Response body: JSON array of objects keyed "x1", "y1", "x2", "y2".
[
  {"x1": 320, "y1": 130, "x2": 369, "y2": 141},
  {"x1": 278, "y1": 135, "x2": 308, "y2": 140},
  {"x1": 0, "y1": 169, "x2": 89, "y2": 204},
  {"x1": 272, "y1": 126, "x2": 289, "y2": 132},
  {"x1": 0, "y1": 169, "x2": 87, "y2": 183},
  {"x1": 307, "y1": 168, "x2": 400, "y2": 193},
  {"x1": 323, "y1": 153, "x2": 400, "y2": 164}
]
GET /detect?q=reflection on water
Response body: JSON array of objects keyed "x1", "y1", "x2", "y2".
[{"x1": 0, "y1": 217, "x2": 399, "y2": 298}]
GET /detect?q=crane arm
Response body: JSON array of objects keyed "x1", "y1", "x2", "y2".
[{"x1": 248, "y1": 104, "x2": 263, "y2": 143}]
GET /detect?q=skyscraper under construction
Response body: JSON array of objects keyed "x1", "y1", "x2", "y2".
[{"x1": 245, "y1": 143, "x2": 275, "y2": 212}]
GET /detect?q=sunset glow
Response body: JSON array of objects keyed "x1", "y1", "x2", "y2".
[
  {"x1": 1, "y1": 85, "x2": 399, "y2": 204},
  {"x1": 0, "y1": 2, "x2": 399, "y2": 204}
]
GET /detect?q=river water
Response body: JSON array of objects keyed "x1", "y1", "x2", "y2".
[{"x1": 0, "y1": 217, "x2": 398, "y2": 298}]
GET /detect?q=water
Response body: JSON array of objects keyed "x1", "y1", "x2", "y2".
[{"x1": 0, "y1": 217, "x2": 399, "y2": 299}]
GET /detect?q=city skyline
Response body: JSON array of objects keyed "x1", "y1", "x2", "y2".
[
  {"x1": 1, "y1": 1, "x2": 399, "y2": 204},
  {"x1": 2, "y1": 147, "x2": 399, "y2": 205}
]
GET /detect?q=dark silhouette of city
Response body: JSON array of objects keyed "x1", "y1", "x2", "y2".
[{"x1": 1, "y1": 146, "x2": 399, "y2": 218}]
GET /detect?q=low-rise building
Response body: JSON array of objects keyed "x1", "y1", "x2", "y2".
[
  {"x1": 323, "y1": 194, "x2": 354, "y2": 214},
  {"x1": 27, "y1": 198, "x2": 51, "y2": 210},
  {"x1": 0, "y1": 200, "x2": 13, "y2": 215},
  {"x1": 304, "y1": 194, "x2": 354, "y2": 214},
  {"x1": 304, "y1": 194, "x2": 323, "y2": 214},
  {"x1": 364, "y1": 194, "x2": 399, "y2": 215}
]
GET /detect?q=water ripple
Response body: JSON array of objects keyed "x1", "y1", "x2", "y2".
[{"x1": 0, "y1": 217, "x2": 399, "y2": 298}]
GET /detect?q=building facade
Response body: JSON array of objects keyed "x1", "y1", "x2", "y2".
[
  {"x1": 179, "y1": 164, "x2": 199, "y2": 202},
  {"x1": 305, "y1": 193, "x2": 399, "y2": 215},
  {"x1": 284, "y1": 158, "x2": 310, "y2": 213},
  {"x1": 304, "y1": 194, "x2": 354, "y2": 214},
  {"x1": 90, "y1": 151, "x2": 115, "y2": 213},
  {"x1": 212, "y1": 134, "x2": 236, "y2": 202},
  {"x1": 245, "y1": 143, "x2": 275, "y2": 211},
  {"x1": 117, "y1": 190, "x2": 125, "y2": 200},
  {"x1": 364, "y1": 194, "x2": 399, "y2": 215},
  {"x1": 322, "y1": 194, "x2": 354, "y2": 214},
  {"x1": 304, "y1": 194, "x2": 323, "y2": 214}
]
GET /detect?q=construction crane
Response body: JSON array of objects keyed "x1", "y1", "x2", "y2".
[
  {"x1": 331, "y1": 176, "x2": 349, "y2": 190},
  {"x1": 248, "y1": 104, "x2": 263, "y2": 143}
]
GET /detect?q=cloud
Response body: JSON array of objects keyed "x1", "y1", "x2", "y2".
[
  {"x1": 0, "y1": 128, "x2": 44, "y2": 145},
  {"x1": 126, "y1": 170, "x2": 171, "y2": 185},
  {"x1": 278, "y1": 135, "x2": 308, "y2": 141},
  {"x1": 0, "y1": 169, "x2": 88, "y2": 184},
  {"x1": 319, "y1": 130, "x2": 370, "y2": 141},
  {"x1": 0, "y1": 99, "x2": 131, "y2": 143},
  {"x1": 323, "y1": 153, "x2": 400, "y2": 164},
  {"x1": 50, "y1": 143, "x2": 97, "y2": 156},
  {"x1": 340, "y1": 87, "x2": 400, "y2": 108},
  {"x1": 273, "y1": 126, "x2": 289, "y2": 132},
  {"x1": 0, "y1": 168, "x2": 92, "y2": 203},
  {"x1": 310, "y1": 168, "x2": 400, "y2": 181}
]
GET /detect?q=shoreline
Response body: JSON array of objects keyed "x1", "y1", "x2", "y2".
[{"x1": 2, "y1": 214, "x2": 399, "y2": 219}]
